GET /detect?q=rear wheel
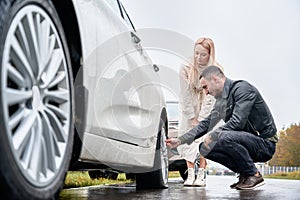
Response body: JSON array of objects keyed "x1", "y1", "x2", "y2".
[
  {"x1": 88, "y1": 170, "x2": 119, "y2": 180},
  {"x1": 136, "y1": 120, "x2": 169, "y2": 189},
  {"x1": 0, "y1": 0, "x2": 74, "y2": 199},
  {"x1": 88, "y1": 170, "x2": 104, "y2": 179}
]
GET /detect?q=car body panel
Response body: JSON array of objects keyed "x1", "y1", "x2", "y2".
[
  {"x1": 80, "y1": 132, "x2": 156, "y2": 169},
  {"x1": 71, "y1": 0, "x2": 165, "y2": 169}
]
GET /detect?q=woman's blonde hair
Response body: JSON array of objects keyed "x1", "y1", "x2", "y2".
[{"x1": 188, "y1": 37, "x2": 220, "y2": 92}]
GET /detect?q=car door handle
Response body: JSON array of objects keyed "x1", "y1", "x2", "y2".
[
  {"x1": 131, "y1": 31, "x2": 141, "y2": 44},
  {"x1": 153, "y1": 64, "x2": 159, "y2": 72},
  {"x1": 130, "y1": 31, "x2": 143, "y2": 54}
]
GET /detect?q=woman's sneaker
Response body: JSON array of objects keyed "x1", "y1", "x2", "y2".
[
  {"x1": 183, "y1": 168, "x2": 195, "y2": 186},
  {"x1": 193, "y1": 168, "x2": 206, "y2": 187}
]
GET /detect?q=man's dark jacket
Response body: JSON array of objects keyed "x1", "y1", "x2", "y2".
[{"x1": 178, "y1": 78, "x2": 278, "y2": 144}]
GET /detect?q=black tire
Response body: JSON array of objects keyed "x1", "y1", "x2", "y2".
[
  {"x1": 88, "y1": 170, "x2": 119, "y2": 180},
  {"x1": 107, "y1": 172, "x2": 119, "y2": 180},
  {"x1": 0, "y1": 0, "x2": 74, "y2": 199},
  {"x1": 125, "y1": 173, "x2": 136, "y2": 180},
  {"x1": 136, "y1": 120, "x2": 169, "y2": 189},
  {"x1": 88, "y1": 170, "x2": 104, "y2": 180}
]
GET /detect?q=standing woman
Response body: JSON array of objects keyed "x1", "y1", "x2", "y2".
[{"x1": 178, "y1": 37, "x2": 222, "y2": 186}]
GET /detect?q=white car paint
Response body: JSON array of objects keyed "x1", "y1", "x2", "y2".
[{"x1": 71, "y1": 0, "x2": 165, "y2": 169}]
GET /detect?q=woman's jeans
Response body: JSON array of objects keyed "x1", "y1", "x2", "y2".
[{"x1": 199, "y1": 131, "x2": 276, "y2": 175}]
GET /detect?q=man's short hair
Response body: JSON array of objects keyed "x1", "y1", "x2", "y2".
[{"x1": 200, "y1": 65, "x2": 225, "y2": 80}]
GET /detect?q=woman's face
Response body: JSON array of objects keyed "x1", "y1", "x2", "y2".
[{"x1": 194, "y1": 44, "x2": 210, "y2": 67}]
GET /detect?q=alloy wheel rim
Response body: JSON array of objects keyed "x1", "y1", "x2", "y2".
[
  {"x1": 1, "y1": 5, "x2": 71, "y2": 186},
  {"x1": 160, "y1": 126, "x2": 169, "y2": 184}
]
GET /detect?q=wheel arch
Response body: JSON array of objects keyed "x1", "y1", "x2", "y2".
[
  {"x1": 160, "y1": 107, "x2": 168, "y2": 137},
  {"x1": 51, "y1": 0, "x2": 85, "y2": 169},
  {"x1": 51, "y1": 0, "x2": 82, "y2": 80}
]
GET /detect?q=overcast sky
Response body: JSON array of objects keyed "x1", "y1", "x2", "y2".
[{"x1": 122, "y1": 0, "x2": 300, "y2": 130}]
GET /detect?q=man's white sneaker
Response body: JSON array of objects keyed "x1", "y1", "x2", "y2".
[
  {"x1": 193, "y1": 168, "x2": 206, "y2": 187},
  {"x1": 183, "y1": 168, "x2": 195, "y2": 186}
]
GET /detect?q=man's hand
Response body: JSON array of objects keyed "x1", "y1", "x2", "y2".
[
  {"x1": 203, "y1": 135, "x2": 213, "y2": 150},
  {"x1": 203, "y1": 128, "x2": 221, "y2": 150},
  {"x1": 190, "y1": 118, "x2": 199, "y2": 128},
  {"x1": 166, "y1": 138, "x2": 181, "y2": 149}
]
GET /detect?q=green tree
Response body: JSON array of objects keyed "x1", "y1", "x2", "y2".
[{"x1": 269, "y1": 123, "x2": 300, "y2": 166}]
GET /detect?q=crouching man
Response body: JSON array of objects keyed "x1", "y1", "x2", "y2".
[{"x1": 166, "y1": 66, "x2": 278, "y2": 190}]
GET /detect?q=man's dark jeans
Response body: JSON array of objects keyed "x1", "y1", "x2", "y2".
[{"x1": 199, "y1": 131, "x2": 276, "y2": 175}]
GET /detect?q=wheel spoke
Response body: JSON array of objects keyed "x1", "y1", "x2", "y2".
[
  {"x1": 29, "y1": 117, "x2": 43, "y2": 181},
  {"x1": 38, "y1": 19, "x2": 51, "y2": 78},
  {"x1": 46, "y1": 103, "x2": 67, "y2": 121},
  {"x1": 7, "y1": 63, "x2": 26, "y2": 86},
  {"x1": 8, "y1": 107, "x2": 27, "y2": 130},
  {"x1": 35, "y1": 12, "x2": 42, "y2": 52},
  {"x1": 51, "y1": 127, "x2": 62, "y2": 157},
  {"x1": 40, "y1": 111, "x2": 57, "y2": 171},
  {"x1": 44, "y1": 35, "x2": 56, "y2": 70},
  {"x1": 5, "y1": 88, "x2": 32, "y2": 106},
  {"x1": 44, "y1": 107, "x2": 67, "y2": 142},
  {"x1": 45, "y1": 88, "x2": 70, "y2": 104},
  {"x1": 11, "y1": 35, "x2": 35, "y2": 81},
  {"x1": 26, "y1": 12, "x2": 40, "y2": 75},
  {"x1": 41, "y1": 49, "x2": 63, "y2": 88},
  {"x1": 20, "y1": 128, "x2": 35, "y2": 170},
  {"x1": 38, "y1": 116, "x2": 49, "y2": 177},
  {"x1": 16, "y1": 22, "x2": 31, "y2": 60},
  {"x1": 12, "y1": 111, "x2": 37, "y2": 150},
  {"x1": 48, "y1": 71, "x2": 66, "y2": 88}
]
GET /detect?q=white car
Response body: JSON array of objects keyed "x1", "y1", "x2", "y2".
[{"x1": 0, "y1": 0, "x2": 168, "y2": 199}]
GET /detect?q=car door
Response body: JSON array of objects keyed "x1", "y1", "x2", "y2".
[
  {"x1": 91, "y1": 1, "x2": 163, "y2": 148},
  {"x1": 73, "y1": 0, "x2": 165, "y2": 165}
]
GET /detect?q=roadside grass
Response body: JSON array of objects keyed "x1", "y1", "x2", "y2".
[
  {"x1": 168, "y1": 171, "x2": 181, "y2": 178},
  {"x1": 64, "y1": 171, "x2": 132, "y2": 189},
  {"x1": 264, "y1": 170, "x2": 300, "y2": 180},
  {"x1": 64, "y1": 171, "x2": 181, "y2": 188}
]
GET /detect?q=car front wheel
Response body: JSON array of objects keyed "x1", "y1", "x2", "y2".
[
  {"x1": 136, "y1": 119, "x2": 169, "y2": 189},
  {"x1": 0, "y1": 0, "x2": 74, "y2": 199}
]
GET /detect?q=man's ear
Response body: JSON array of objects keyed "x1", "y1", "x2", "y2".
[{"x1": 212, "y1": 75, "x2": 219, "y2": 83}]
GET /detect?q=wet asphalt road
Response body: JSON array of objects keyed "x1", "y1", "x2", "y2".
[{"x1": 59, "y1": 175, "x2": 300, "y2": 200}]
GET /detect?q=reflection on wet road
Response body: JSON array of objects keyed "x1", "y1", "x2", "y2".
[{"x1": 59, "y1": 175, "x2": 300, "y2": 200}]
